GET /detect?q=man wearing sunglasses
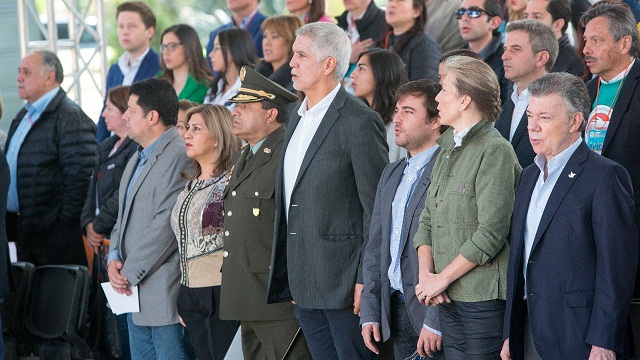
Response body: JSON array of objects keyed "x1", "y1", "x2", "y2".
[{"x1": 457, "y1": 0, "x2": 510, "y2": 105}]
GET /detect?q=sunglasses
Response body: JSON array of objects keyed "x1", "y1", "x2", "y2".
[{"x1": 455, "y1": 6, "x2": 491, "y2": 19}]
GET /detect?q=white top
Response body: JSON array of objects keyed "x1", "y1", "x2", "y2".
[
  {"x1": 283, "y1": 84, "x2": 342, "y2": 220},
  {"x1": 509, "y1": 85, "x2": 531, "y2": 142},
  {"x1": 452, "y1": 124, "x2": 473, "y2": 147},
  {"x1": 118, "y1": 47, "x2": 151, "y2": 86},
  {"x1": 205, "y1": 77, "x2": 241, "y2": 111}
]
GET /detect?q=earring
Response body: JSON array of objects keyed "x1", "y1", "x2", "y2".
[
  {"x1": 309, "y1": 0, "x2": 312, "y2": 3},
  {"x1": 459, "y1": 106, "x2": 463, "y2": 111}
]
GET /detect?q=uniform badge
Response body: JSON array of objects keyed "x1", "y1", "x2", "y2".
[
  {"x1": 240, "y1": 67, "x2": 246, "y2": 81},
  {"x1": 253, "y1": 208, "x2": 260, "y2": 216},
  {"x1": 263, "y1": 148, "x2": 271, "y2": 154},
  {"x1": 568, "y1": 172, "x2": 576, "y2": 178}
]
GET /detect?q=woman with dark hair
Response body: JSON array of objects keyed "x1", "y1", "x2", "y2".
[
  {"x1": 379, "y1": 0, "x2": 442, "y2": 82},
  {"x1": 159, "y1": 24, "x2": 212, "y2": 103},
  {"x1": 286, "y1": 0, "x2": 333, "y2": 23},
  {"x1": 255, "y1": 15, "x2": 303, "y2": 92},
  {"x1": 81, "y1": 85, "x2": 137, "y2": 359},
  {"x1": 351, "y1": 49, "x2": 409, "y2": 161},
  {"x1": 413, "y1": 56, "x2": 521, "y2": 358},
  {"x1": 205, "y1": 28, "x2": 258, "y2": 110},
  {"x1": 171, "y1": 104, "x2": 241, "y2": 360}
]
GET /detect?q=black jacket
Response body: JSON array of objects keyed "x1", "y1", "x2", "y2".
[
  {"x1": 551, "y1": 34, "x2": 585, "y2": 77},
  {"x1": 81, "y1": 136, "x2": 137, "y2": 236},
  {"x1": 5, "y1": 88, "x2": 96, "y2": 265},
  {"x1": 0, "y1": 150, "x2": 12, "y2": 297},
  {"x1": 336, "y1": 1, "x2": 386, "y2": 43}
]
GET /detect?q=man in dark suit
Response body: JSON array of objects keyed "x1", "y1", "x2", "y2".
[
  {"x1": 360, "y1": 80, "x2": 445, "y2": 360},
  {"x1": 98, "y1": 1, "x2": 160, "y2": 142},
  {"x1": 219, "y1": 66, "x2": 311, "y2": 360},
  {"x1": 495, "y1": 20, "x2": 557, "y2": 168},
  {"x1": 501, "y1": 73, "x2": 638, "y2": 359},
  {"x1": 582, "y1": 3, "x2": 640, "y2": 297},
  {"x1": 5, "y1": 50, "x2": 96, "y2": 266},
  {"x1": 525, "y1": 0, "x2": 585, "y2": 77},
  {"x1": 267, "y1": 22, "x2": 389, "y2": 359}
]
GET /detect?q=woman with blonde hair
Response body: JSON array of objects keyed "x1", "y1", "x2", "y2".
[
  {"x1": 255, "y1": 15, "x2": 304, "y2": 92},
  {"x1": 413, "y1": 56, "x2": 521, "y2": 359},
  {"x1": 171, "y1": 104, "x2": 241, "y2": 360}
]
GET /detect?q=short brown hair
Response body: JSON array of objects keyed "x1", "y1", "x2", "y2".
[
  {"x1": 445, "y1": 56, "x2": 501, "y2": 122},
  {"x1": 107, "y1": 85, "x2": 130, "y2": 114},
  {"x1": 261, "y1": 15, "x2": 304, "y2": 60},
  {"x1": 183, "y1": 105, "x2": 241, "y2": 179},
  {"x1": 116, "y1": 1, "x2": 156, "y2": 29}
]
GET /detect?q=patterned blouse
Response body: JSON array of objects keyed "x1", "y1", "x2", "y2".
[{"x1": 171, "y1": 172, "x2": 228, "y2": 287}]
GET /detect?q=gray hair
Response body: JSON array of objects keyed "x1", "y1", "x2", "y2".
[
  {"x1": 32, "y1": 50, "x2": 64, "y2": 84},
  {"x1": 580, "y1": 2, "x2": 639, "y2": 56},
  {"x1": 506, "y1": 19, "x2": 559, "y2": 72},
  {"x1": 296, "y1": 22, "x2": 351, "y2": 81},
  {"x1": 528, "y1": 72, "x2": 590, "y2": 131},
  {"x1": 444, "y1": 56, "x2": 501, "y2": 122}
]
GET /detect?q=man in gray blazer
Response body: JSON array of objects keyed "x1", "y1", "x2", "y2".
[
  {"x1": 361, "y1": 80, "x2": 446, "y2": 360},
  {"x1": 107, "y1": 78, "x2": 190, "y2": 360},
  {"x1": 267, "y1": 22, "x2": 389, "y2": 359}
]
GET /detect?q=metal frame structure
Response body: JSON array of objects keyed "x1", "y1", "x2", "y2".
[{"x1": 16, "y1": 0, "x2": 106, "y2": 110}]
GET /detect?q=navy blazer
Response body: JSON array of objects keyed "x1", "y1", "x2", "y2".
[
  {"x1": 97, "y1": 49, "x2": 161, "y2": 142},
  {"x1": 360, "y1": 149, "x2": 441, "y2": 340},
  {"x1": 495, "y1": 95, "x2": 535, "y2": 168},
  {"x1": 504, "y1": 141, "x2": 637, "y2": 359},
  {"x1": 587, "y1": 58, "x2": 640, "y2": 296}
]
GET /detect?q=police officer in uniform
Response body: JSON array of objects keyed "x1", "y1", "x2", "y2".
[{"x1": 219, "y1": 66, "x2": 310, "y2": 360}]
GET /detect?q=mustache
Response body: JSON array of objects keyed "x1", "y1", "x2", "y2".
[{"x1": 584, "y1": 55, "x2": 596, "y2": 62}]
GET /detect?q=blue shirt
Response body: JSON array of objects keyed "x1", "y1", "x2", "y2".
[
  {"x1": 388, "y1": 144, "x2": 439, "y2": 292},
  {"x1": 6, "y1": 87, "x2": 60, "y2": 212},
  {"x1": 523, "y1": 137, "x2": 582, "y2": 298},
  {"x1": 108, "y1": 128, "x2": 172, "y2": 264}
]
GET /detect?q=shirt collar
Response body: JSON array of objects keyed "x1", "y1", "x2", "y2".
[
  {"x1": 118, "y1": 47, "x2": 151, "y2": 69},
  {"x1": 250, "y1": 138, "x2": 266, "y2": 154},
  {"x1": 138, "y1": 128, "x2": 172, "y2": 160},
  {"x1": 534, "y1": 137, "x2": 582, "y2": 173},
  {"x1": 26, "y1": 87, "x2": 60, "y2": 117},
  {"x1": 601, "y1": 58, "x2": 635, "y2": 84},
  {"x1": 298, "y1": 83, "x2": 341, "y2": 117},
  {"x1": 478, "y1": 35, "x2": 502, "y2": 61},
  {"x1": 453, "y1": 125, "x2": 474, "y2": 147},
  {"x1": 239, "y1": 10, "x2": 257, "y2": 28},
  {"x1": 510, "y1": 85, "x2": 530, "y2": 103},
  {"x1": 405, "y1": 144, "x2": 439, "y2": 171}
]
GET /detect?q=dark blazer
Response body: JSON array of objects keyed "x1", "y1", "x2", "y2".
[
  {"x1": 219, "y1": 126, "x2": 296, "y2": 321},
  {"x1": 495, "y1": 95, "x2": 535, "y2": 168},
  {"x1": 336, "y1": 1, "x2": 386, "y2": 43},
  {"x1": 360, "y1": 149, "x2": 441, "y2": 341},
  {"x1": 504, "y1": 142, "x2": 638, "y2": 359},
  {"x1": 587, "y1": 59, "x2": 640, "y2": 295},
  {"x1": 388, "y1": 32, "x2": 442, "y2": 82},
  {"x1": 0, "y1": 150, "x2": 12, "y2": 298},
  {"x1": 267, "y1": 86, "x2": 389, "y2": 309},
  {"x1": 552, "y1": 34, "x2": 585, "y2": 77},
  {"x1": 98, "y1": 49, "x2": 160, "y2": 142},
  {"x1": 81, "y1": 136, "x2": 138, "y2": 236}
]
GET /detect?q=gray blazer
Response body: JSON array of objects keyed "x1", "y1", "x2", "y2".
[
  {"x1": 360, "y1": 151, "x2": 441, "y2": 341},
  {"x1": 267, "y1": 86, "x2": 389, "y2": 309},
  {"x1": 110, "y1": 127, "x2": 190, "y2": 326}
]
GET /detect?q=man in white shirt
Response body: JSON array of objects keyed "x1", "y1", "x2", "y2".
[
  {"x1": 495, "y1": 20, "x2": 558, "y2": 168},
  {"x1": 98, "y1": 1, "x2": 160, "y2": 142},
  {"x1": 267, "y1": 22, "x2": 389, "y2": 360}
]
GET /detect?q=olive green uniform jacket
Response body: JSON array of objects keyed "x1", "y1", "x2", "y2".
[
  {"x1": 413, "y1": 119, "x2": 522, "y2": 302},
  {"x1": 219, "y1": 125, "x2": 296, "y2": 320}
]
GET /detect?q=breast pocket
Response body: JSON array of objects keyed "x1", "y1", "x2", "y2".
[
  {"x1": 243, "y1": 186, "x2": 275, "y2": 223},
  {"x1": 448, "y1": 180, "x2": 478, "y2": 224}
]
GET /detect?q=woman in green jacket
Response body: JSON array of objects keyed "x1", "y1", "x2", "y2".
[
  {"x1": 414, "y1": 56, "x2": 521, "y2": 359},
  {"x1": 159, "y1": 24, "x2": 212, "y2": 103}
]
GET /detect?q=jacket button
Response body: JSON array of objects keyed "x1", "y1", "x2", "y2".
[
  {"x1": 224, "y1": 230, "x2": 229, "y2": 236},
  {"x1": 223, "y1": 251, "x2": 229, "y2": 257},
  {"x1": 231, "y1": 191, "x2": 236, "y2": 196},
  {"x1": 227, "y1": 211, "x2": 232, "y2": 216},
  {"x1": 255, "y1": 191, "x2": 259, "y2": 196}
]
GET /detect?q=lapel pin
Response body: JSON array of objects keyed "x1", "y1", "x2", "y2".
[
  {"x1": 568, "y1": 172, "x2": 576, "y2": 178},
  {"x1": 263, "y1": 148, "x2": 271, "y2": 154}
]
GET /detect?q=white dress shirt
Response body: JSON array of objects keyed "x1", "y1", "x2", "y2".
[
  {"x1": 118, "y1": 47, "x2": 151, "y2": 86},
  {"x1": 509, "y1": 85, "x2": 531, "y2": 142},
  {"x1": 283, "y1": 84, "x2": 341, "y2": 219}
]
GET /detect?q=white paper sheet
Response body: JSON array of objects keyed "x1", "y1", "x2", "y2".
[{"x1": 101, "y1": 282, "x2": 140, "y2": 315}]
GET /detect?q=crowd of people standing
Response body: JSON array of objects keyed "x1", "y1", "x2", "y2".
[{"x1": 2, "y1": 0, "x2": 640, "y2": 359}]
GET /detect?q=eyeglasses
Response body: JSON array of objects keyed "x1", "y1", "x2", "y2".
[
  {"x1": 455, "y1": 6, "x2": 491, "y2": 19},
  {"x1": 160, "y1": 42, "x2": 182, "y2": 52}
]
